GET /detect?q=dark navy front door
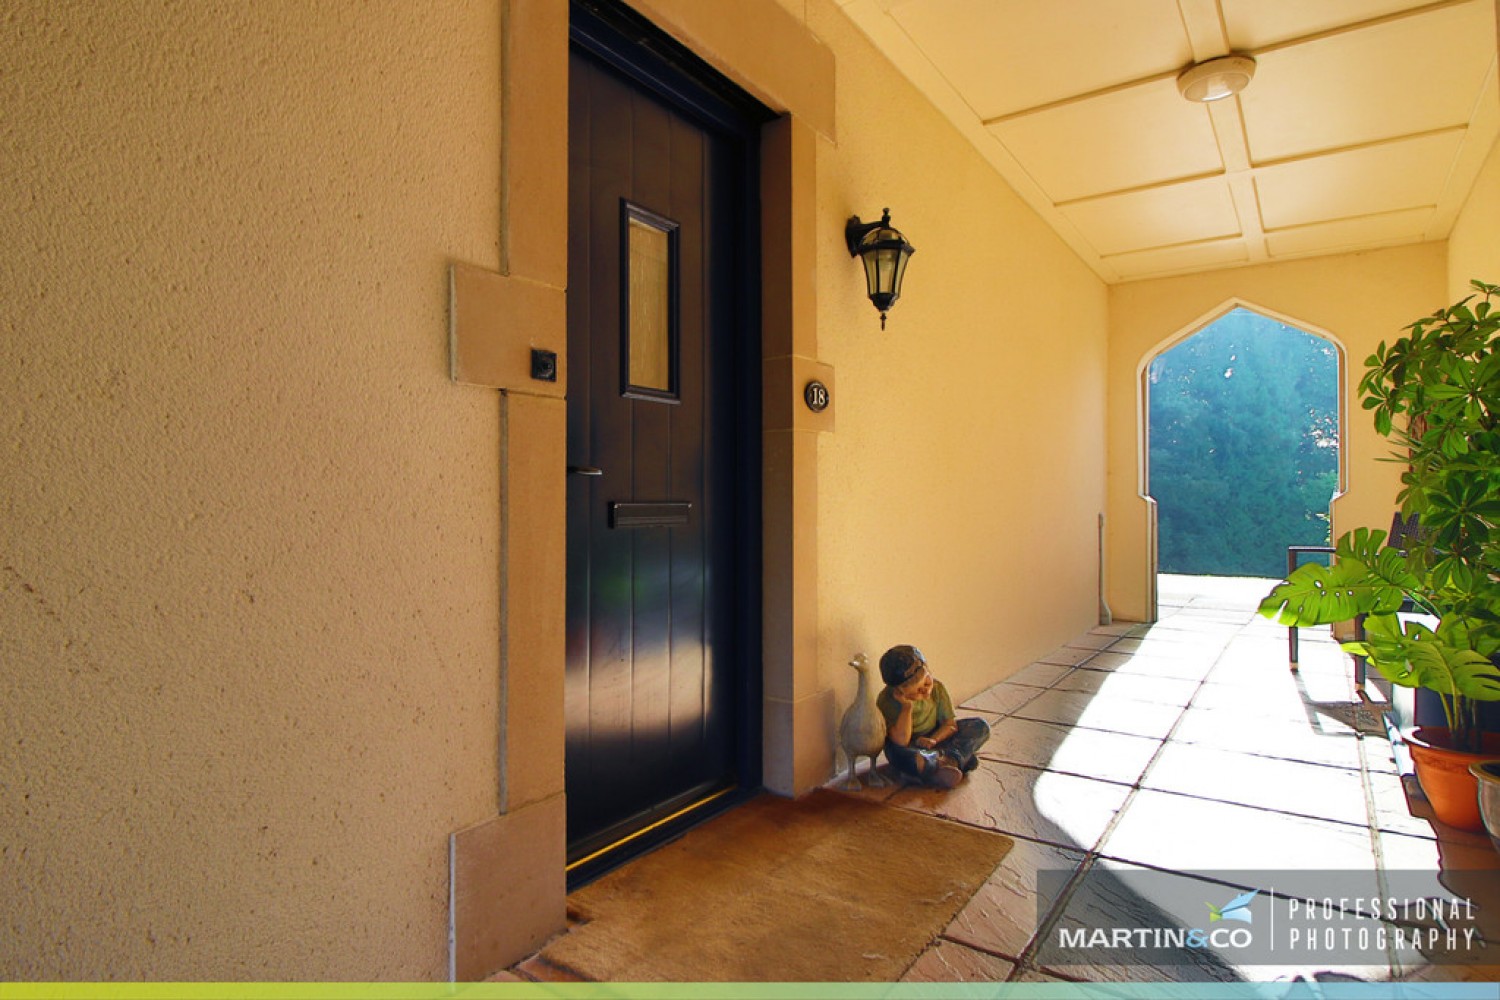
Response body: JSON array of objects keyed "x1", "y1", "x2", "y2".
[{"x1": 564, "y1": 13, "x2": 761, "y2": 868}]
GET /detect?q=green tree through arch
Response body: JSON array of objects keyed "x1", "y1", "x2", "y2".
[{"x1": 1149, "y1": 308, "x2": 1339, "y2": 578}]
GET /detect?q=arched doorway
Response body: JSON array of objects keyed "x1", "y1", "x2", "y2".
[{"x1": 1138, "y1": 303, "x2": 1347, "y2": 617}]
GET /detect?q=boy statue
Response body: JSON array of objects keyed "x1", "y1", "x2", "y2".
[{"x1": 876, "y1": 644, "x2": 991, "y2": 788}]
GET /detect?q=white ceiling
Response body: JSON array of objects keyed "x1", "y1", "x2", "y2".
[{"x1": 837, "y1": 0, "x2": 1500, "y2": 282}]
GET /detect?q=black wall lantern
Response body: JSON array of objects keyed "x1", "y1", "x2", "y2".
[{"x1": 845, "y1": 208, "x2": 915, "y2": 329}]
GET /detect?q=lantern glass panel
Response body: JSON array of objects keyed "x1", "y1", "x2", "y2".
[
  {"x1": 890, "y1": 251, "x2": 909, "y2": 298},
  {"x1": 861, "y1": 253, "x2": 881, "y2": 297},
  {"x1": 878, "y1": 251, "x2": 900, "y2": 295}
]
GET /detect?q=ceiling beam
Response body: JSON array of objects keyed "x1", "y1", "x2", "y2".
[{"x1": 982, "y1": 0, "x2": 1484, "y2": 128}]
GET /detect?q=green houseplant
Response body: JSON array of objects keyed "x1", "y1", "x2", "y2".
[{"x1": 1259, "y1": 281, "x2": 1500, "y2": 826}]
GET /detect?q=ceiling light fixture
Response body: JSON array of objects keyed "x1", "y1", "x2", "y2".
[{"x1": 1176, "y1": 54, "x2": 1256, "y2": 103}]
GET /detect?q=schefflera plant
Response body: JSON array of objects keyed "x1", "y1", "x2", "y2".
[{"x1": 1259, "y1": 280, "x2": 1500, "y2": 751}]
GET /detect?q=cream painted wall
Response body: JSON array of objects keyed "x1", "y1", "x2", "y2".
[
  {"x1": 1105, "y1": 246, "x2": 1446, "y2": 623},
  {"x1": 806, "y1": 0, "x2": 1110, "y2": 707},
  {"x1": 10, "y1": 0, "x2": 1474, "y2": 981},
  {"x1": 2, "y1": 1, "x2": 504, "y2": 979},
  {"x1": 1449, "y1": 135, "x2": 1500, "y2": 300}
]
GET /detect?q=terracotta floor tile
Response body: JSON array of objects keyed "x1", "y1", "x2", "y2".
[
  {"x1": 1140, "y1": 742, "x2": 1369, "y2": 827},
  {"x1": 1369, "y1": 770, "x2": 1436, "y2": 839},
  {"x1": 1098, "y1": 788, "x2": 1379, "y2": 885},
  {"x1": 899, "y1": 940, "x2": 1015, "y2": 982},
  {"x1": 1375, "y1": 842, "x2": 1500, "y2": 962},
  {"x1": 892, "y1": 759, "x2": 1131, "y2": 852},
  {"x1": 961, "y1": 682, "x2": 1044, "y2": 717},
  {"x1": 1116, "y1": 625, "x2": 1234, "y2": 647},
  {"x1": 824, "y1": 763, "x2": 905, "y2": 802},
  {"x1": 1053, "y1": 668, "x2": 1200, "y2": 708},
  {"x1": 515, "y1": 954, "x2": 593, "y2": 982},
  {"x1": 1012, "y1": 687, "x2": 1186, "y2": 739},
  {"x1": 1158, "y1": 574, "x2": 1272, "y2": 602},
  {"x1": 1290, "y1": 643, "x2": 1363, "y2": 679},
  {"x1": 1397, "y1": 960, "x2": 1500, "y2": 982},
  {"x1": 943, "y1": 836, "x2": 1086, "y2": 959},
  {"x1": 1034, "y1": 648, "x2": 1095, "y2": 669},
  {"x1": 1033, "y1": 955, "x2": 1216, "y2": 983},
  {"x1": 1219, "y1": 630, "x2": 1291, "y2": 650},
  {"x1": 1089, "y1": 650, "x2": 1218, "y2": 681},
  {"x1": 1242, "y1": 617, "x2": 1295, "y2": 636},
  {"x1": 1377, "y1": 925, "x2": 1500, "y2": 980},
  {"x1": 1379, "y1": 828, "x2": 1500, "y2": 874},
  {"x1": 1044, "y1": 669, "x2": 1113, "y2": 696},
  {"x1": 979, "y1": 715, "x2": 1161, "y2": 786},
  {"x1": 1169, "y1": 706, "x2": 1365, "y2": 769},
  {"x1": 1363, "y1": 735, "x2": 1403, "y2": 775},
  {"x1": 1172, "y1": 609, "x2": 1257, "y2": 625},
  {"x1": 1144, "y1": 619, "x2": 1242, "y2": 642},
  {"x1": 1155, "y1": 618, "x2": 1252, "y2": 637},
  {"x1": 1103, "y1": 636, "x2": 1221, "y2": 661},
  {"x1": 1188, "y1": 678, "x2": 1314, "y2": 720},
  {"x1": 1211, "y1": 651, "x2": 1357, "y2": 698},
  {"x1": 1012, "y1": 968, "x2": 1081, "y2": 982},
  {"x1": 1091, "y1": 623, "x2": 1148, "y2": 638},
  {"x1": 1189, "y1": 664, "x2": 1366, "y2": 716},
  {"x1": 1065, "y1": 632, "x2": 1120, "y2": 651},
  {"x1": 1204, "y1": 636, "x2": 1299, "y2": 667}
]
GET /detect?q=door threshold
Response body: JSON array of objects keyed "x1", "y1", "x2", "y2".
[{"x1": 565, "y1": 785, "x2": 758, "y2": 891}]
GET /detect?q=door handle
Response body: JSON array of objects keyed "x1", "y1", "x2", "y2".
[{"x1": 568, "y1": 465, "x2": 604, "y2": 476}]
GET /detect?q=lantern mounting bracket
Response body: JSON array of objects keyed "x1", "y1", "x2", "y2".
[{"x1": 844, "y1": 209, "x2": 893, "y2": 257}]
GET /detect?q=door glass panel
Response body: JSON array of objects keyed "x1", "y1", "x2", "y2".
[{"x1": 624, "y1": 204, "x2": 678, "y2": 399}]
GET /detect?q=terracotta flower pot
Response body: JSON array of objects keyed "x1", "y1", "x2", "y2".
[{"x1": 1404, "y1": 727, "x2": 1500, "y2": 833}]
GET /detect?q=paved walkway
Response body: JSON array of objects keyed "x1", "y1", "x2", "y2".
[{"x1": 514, "y1": 575, "x2": 1500, "y2": 984}]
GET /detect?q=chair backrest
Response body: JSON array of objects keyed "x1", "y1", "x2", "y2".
[{"x1": 1389, "y1": 511, "x2": 1425, "y2": 551}]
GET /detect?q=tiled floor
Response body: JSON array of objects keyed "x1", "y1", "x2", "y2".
[{"x1": 512, "y1": 575, "x2": 1500, "y2": 984}]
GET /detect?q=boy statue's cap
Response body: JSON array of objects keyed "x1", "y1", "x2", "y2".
[{"x1": 879, "y1": 644, "x2": 927, "y2": 686}]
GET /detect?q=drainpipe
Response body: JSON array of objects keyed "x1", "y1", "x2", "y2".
[{"x1": 1098, "y1": 512, "x2": 1113, "y2": 625}]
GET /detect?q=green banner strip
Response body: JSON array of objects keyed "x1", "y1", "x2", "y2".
[{"x1": 1, "y1": 984, "x2": 1495, "y2": 1000}]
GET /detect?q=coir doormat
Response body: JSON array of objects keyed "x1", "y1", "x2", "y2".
[{"x1": 535, "y1": 789, "x2": 1013, "y2": 982}]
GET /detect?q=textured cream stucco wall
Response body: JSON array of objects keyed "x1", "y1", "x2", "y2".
[
  {"x1": 806, "y1": 0, "x2": 1110, "y2": 707},
  {"x1": 1449, "y1": 135, "x2": 1500, "y2": 301},
  {"x1": 16, "y1": 0, "x2": 1481, "y2": 980},
  {"x1": 1105, "y1": 246, "x2": 1447, "y2": 622},
  {"x1": 3, "y1": 1, "x2": 504, "y2": 979}
]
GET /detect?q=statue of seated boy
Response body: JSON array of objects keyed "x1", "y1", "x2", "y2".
[{"x1": 876, "y1": 644, "x2": 991, "y2": 788}]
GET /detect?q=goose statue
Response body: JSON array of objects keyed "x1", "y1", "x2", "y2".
[{"x1": 837, "y1": 653, "x2": 891, "y2": 790}]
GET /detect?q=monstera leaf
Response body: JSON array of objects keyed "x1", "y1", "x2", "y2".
[
  {"x1": 1257, "y1": 527, "x2": 1417, "y2": 627},
  {"x1": 1348, "y1": 613, "x2": 1500, "y2": 701}
]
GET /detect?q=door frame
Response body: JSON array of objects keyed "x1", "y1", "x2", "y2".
[
  {"x1": 448, "y1": 0, "x2": 834, "y2": 974},
  {"x1": 564, "y1": 0, "x2": 767, "y2": 882}
]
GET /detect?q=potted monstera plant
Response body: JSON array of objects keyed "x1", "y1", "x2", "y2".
[{"x1": 1259, "y1": 280, "x2": 1500, "y2": 832}]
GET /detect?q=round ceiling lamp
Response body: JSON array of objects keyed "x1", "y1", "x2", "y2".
[{"x1": 1176, "y1": 55, "x2": 1256, "y2": 103}]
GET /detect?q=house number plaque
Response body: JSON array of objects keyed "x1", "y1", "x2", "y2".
[{"x1": 804, "y1": 380, "x2": 830, "y2": 413}]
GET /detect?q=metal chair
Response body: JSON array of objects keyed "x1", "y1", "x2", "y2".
[
  {"x1": 1285, "y1": 512, "x2": 1424, "y2": 690},
  {"x1": 1285, "y1": 543, "x2": 1334, "y2": 670}
]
